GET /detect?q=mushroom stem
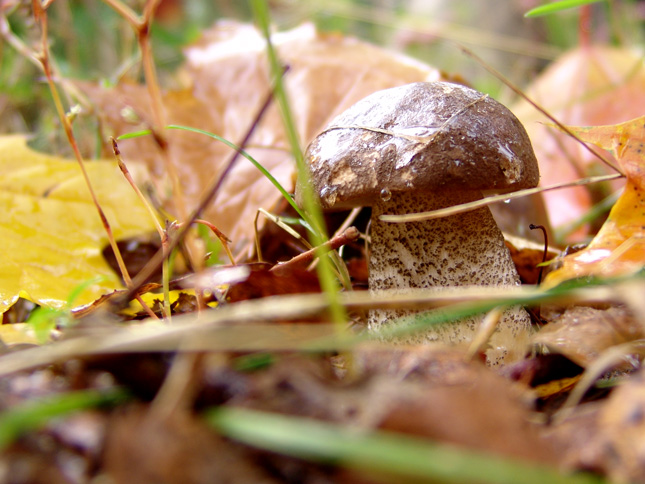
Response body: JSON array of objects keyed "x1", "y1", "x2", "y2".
[{"x1": 369, "y1": 190, "x2": 532, "y2": 364}]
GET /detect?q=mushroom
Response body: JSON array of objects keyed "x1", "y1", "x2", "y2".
[{"x1": 298, "y1": 82, "x2": 540, "y2": 365}]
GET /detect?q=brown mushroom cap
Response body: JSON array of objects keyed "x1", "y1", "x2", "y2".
[{"x1": 301, "y1": 82, "x2": 539, "y2": 209}]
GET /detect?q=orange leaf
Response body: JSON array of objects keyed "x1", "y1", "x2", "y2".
[
  {"x1": 566, "y1": 116, "x2": 645, "y2": 189},
  {"x1": 542, "y1": 117, "x2": 645, "y2": 288}
]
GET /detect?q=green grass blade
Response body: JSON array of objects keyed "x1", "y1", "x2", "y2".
[
  {"x1": 553, "y1": 190, "x2": 619, "y2": 245},
  {"x1": 250, "y1": 0, "x2": 347, "y2": 326},
  {"x1": 67, "y1": 276, "x2": 107, "y2": 307},
  {"x1": 166, "y1": 124, "x2": 309, "y2": 222},
  {"x1": 117, "y1": 124, "x2": 312, "y2": 224},
  {"x1": 116, "y1": 129, "x2": 154, "y2": 140},
  {"x1": 206, "y1": 407, "x2": 605, "y2": 484},
  {"x1": 0, "y1": 387, "x2": 129, "y2": 450},
  {"x1": 525, "y1": 0, "x2": 605, "y2": 17}
]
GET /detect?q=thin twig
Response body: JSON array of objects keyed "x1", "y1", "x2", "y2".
[
  {"x1": 112, "y1": 137, "x2": 171, "y2": 318},
  {"x1": 111, "y1": 138, "x2": 164, "y2": 236},
  {"x1": 192, "y1": 219, "x2": 236, "y2": 266},
  {"x1": 529, "y1": 224, "x2": 549, "y2": 286},
  {"x1": 255, "y1": 207, "x2": 314, "y2": 263},
  {"x1": 32, "y1": 3, "x2": 133, "y2": 288},
  {"x1": 381, "y1": 173, "x2": 623, "y2": 223},
  {"x1": 271, "y1": 227, "x2": 360, "y2": 275},
  {"x1": 102, "y1": 0, "x2": 190, "y2": 243},
  {"x1": 115, "y1": 87, "x2": 276, "y2": 306}
]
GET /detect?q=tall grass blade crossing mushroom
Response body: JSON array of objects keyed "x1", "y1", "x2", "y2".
[{"x1": 297, "y1": 82, "x2": 540, "y2": 365}]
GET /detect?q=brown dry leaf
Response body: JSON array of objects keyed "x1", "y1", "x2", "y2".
[
  {"x1": 226, "y1": 265, "x2": 321, "y2": 302},
  {"x1": 379, "y1": 376, "x2": 557, "y2": 465},
  {"x1": 229, "y1": 347, "x2": 557, "y2": 466},
  {"x1": 103, "y1": 405, "x2": 278, "y2": 484},
  {"x1": 532, "y1": 306, "x2": 643, "y2": 368},
  {"x1": 80, "y1": 22, "x2": 443, "y2": 256},
  {"x1": 504, "y1": 233, "x2": 558, "y2": 284},
  {"x1": 595, "y1": 372, "x2": 645, "y2": 483},
  {"x1": 511, "y1": 46, "x2": 645, "y2": 242},
  {"x1": 354, "y1": 346, "x2": 557, "y2": 465},
  {"x1": 551, "y1": 372, "x2": 645, "y2": 483},
  {"x1": 544, "y1": 403, "x2": 606, "y2": 476}
]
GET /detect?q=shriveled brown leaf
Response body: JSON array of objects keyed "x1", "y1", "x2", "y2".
[
  {"x1": 355, "y1": 346, "x2": 557, "y2": 465},
  {"x1": 80, "y1": 22, "x2": 443, "y2": 256},
  {"x1": 543, "y1": 402, "x2": 607, "y2": 475},
  {"x1": 532, "y1": 305, "x2": 643, "y2": 368}
]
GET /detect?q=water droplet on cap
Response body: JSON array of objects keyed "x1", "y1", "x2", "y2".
[
  {"x1": 380, "y1": 188, "x2": 392, "y2": 202},
  {"x1": 320, "y1": 186, "x2": 338, "y2": 206}
]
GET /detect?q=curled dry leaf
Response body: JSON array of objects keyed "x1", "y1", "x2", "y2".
[
  {"x1": 80, "y1": 22, "x2": 444, "y2": 257},
  {"x1": 511, "y1": 46, "x2": 645, "y2": 242}
]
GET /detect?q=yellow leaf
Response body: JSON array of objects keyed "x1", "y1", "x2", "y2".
[
  {"x1": 543, "y1": 117, "x2": 645, "y2": 288},
  {"x1": 0, "y1": 323, "x2": 39, "y2": 346},
  {"x1": 0, "y1": 135, "x2": 158, "y2": 313},
  {"x1": 533, "y1": 376, "x2": 581, "y2": 399},
  {"x1": 564, "y1": 116, "x2": 645, "y2": 189},
  {"x1": 121, "y1": 288, "x2": 217, "y2": 317}
]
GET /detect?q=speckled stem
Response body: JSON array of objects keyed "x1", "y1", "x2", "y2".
[{"x1": 368, "y1": 190, "x2": 532, "y2": 365}]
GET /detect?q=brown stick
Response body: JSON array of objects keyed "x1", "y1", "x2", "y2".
[
  {"x1": 32, "y1": 3, "x2": 133, "y2": 287},
  {"x1": 271, "y1": 227, "x2": 360, "y2": 275}
]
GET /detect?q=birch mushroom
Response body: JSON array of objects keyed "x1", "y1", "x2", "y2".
[{"x1": 298, "y1": 82, "x2": 540, "y2": 365}]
